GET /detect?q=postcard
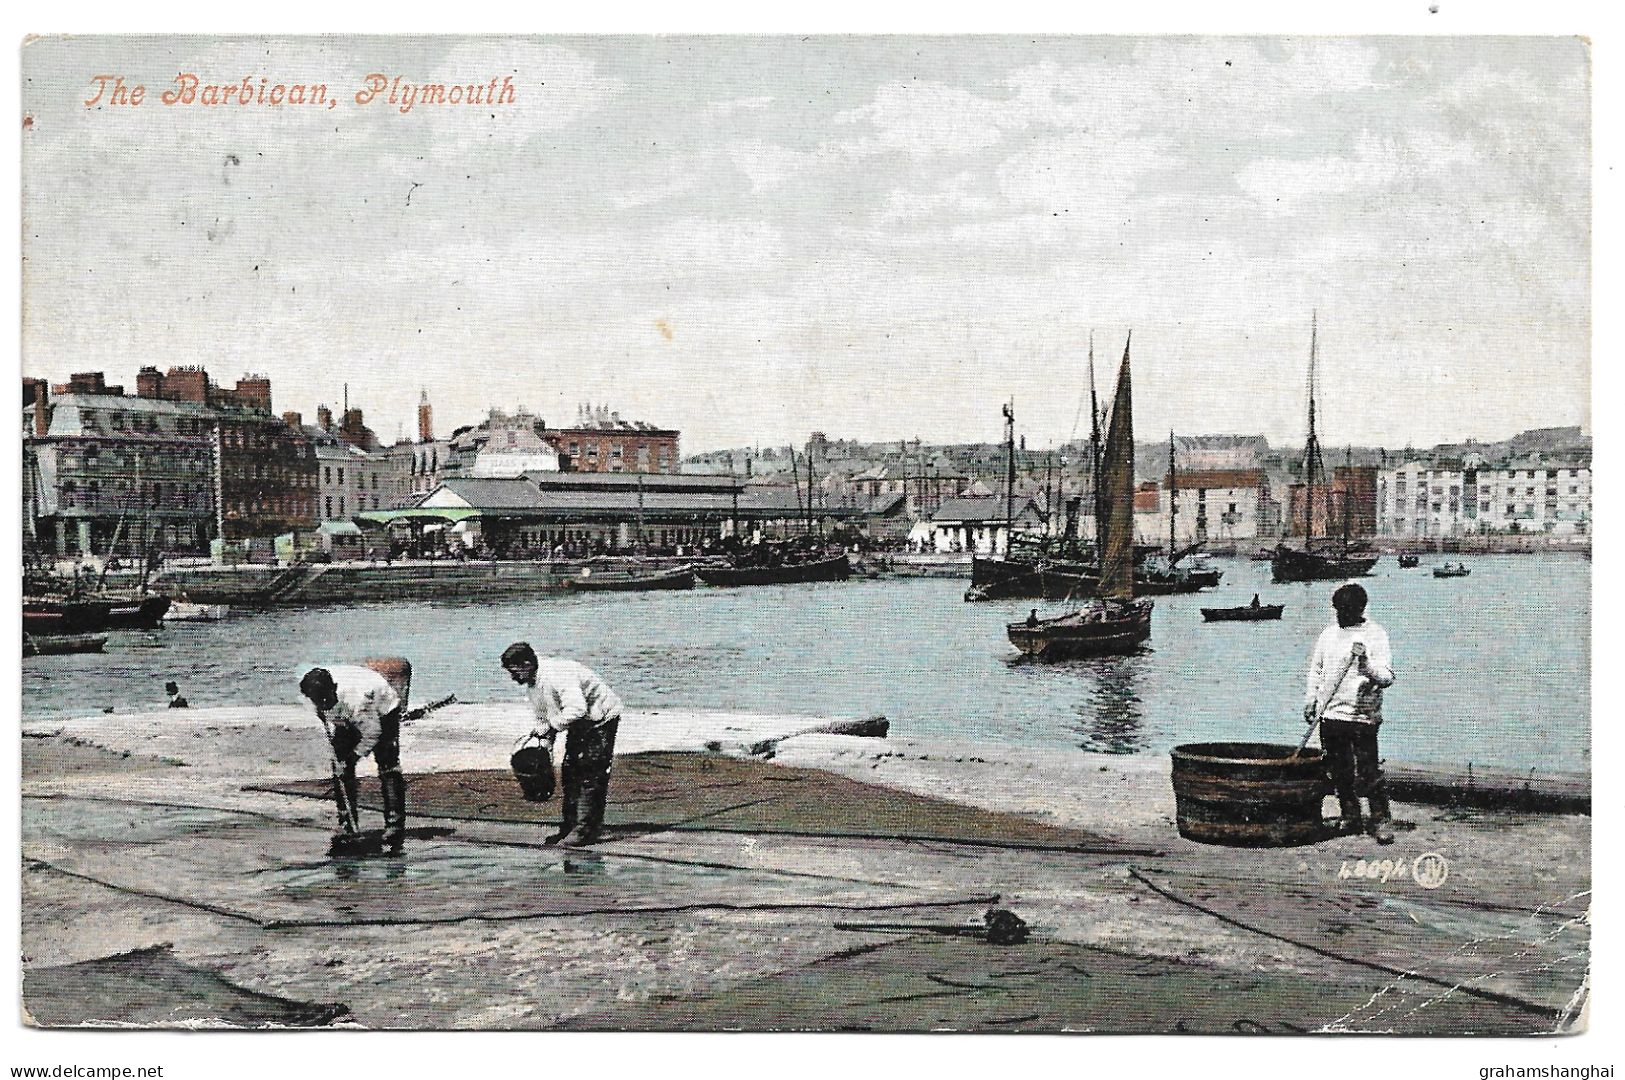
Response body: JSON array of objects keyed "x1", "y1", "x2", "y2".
[{"x1": 19, "y1": 33, "x2": 1590, "y2": 1040}]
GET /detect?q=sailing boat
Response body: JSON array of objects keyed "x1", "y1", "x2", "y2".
[
  {"x1": 1137, "y1": 431, "x2": 1223, "y2": 595},
  {"x1": 1271, "y1": 314, "x2": 1378, "y2": 583},
  {"x1": 1008, "y1": 334, "x2": 1153, "y2": 660}
]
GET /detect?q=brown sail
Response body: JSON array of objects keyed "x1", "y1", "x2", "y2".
[{"x1": 1098, "y1": 333, "x2": 1136, "y2": 601}]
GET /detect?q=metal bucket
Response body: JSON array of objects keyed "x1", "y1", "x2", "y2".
[
  {"x1": 1170, "y1": 742, "x2": 1331, "y2": 847},
  {"x1": 363, "y1": 656, "x2": 412, "y2": 714}
]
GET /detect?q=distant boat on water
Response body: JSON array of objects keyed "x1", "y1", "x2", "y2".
[
  {"x1": 23, "y1": 632, "x2": 107, "y2": 658},
  {"x1": 566, "y1": 566, "x2": 697, "y2": 592},
  {"x1": 1271, "y1": 313, "x2": 1378, "y2": 583},
  {"x1": 1201, "y1": 601, "x2": 1285, "y2": 623},
  {"x1": 697, "y1": 553, "x2": 851, "y2": 587},
  {"x1": 1398, "y1": 554, "x2": 1421, "y2": 568},
  {"x1": 164, "y1": 599, "x2": 231, "y2": 621},
  {"x1": 1433, "y1": 562, "x2": 1471, "y2": 578}
]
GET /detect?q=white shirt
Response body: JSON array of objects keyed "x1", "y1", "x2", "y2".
[
  {"x1": 314, "y1": 664, "x2": 401, "y2": 757},
  {"x1": 1305, "y1": 620, "x2": 1395, "y2": 724},
  {"x1": 525, "y1": 658, "x2": 624, "y2": 740}
]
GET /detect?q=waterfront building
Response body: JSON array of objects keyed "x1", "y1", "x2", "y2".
[
  {"x1": 1156, "y1": 468, "x2": 1272, "y2": 544},
  {"x1": 1470, "y1": 461, "x2": 1592, "y2": 536},
  {"x1": 312, "y1": 433, "x2": 403, "y2": 521},
  {"x1": 916, "y1": 496, "x2": 1044, "y2": 555},
  {"x1": 374, "y1": 471, "x2": 867, "y2": 556},
  {"x1": 1332, "y1": 465, "x2": 1380, "y2": 539},
  {"x1": 1378, "y1": 464, "x2": 1468, "y2": 538},
  {"x1": 23, "y1": 380, "x2": 217, "y2": 555},
  {"x1": 546, "y1": 402, "x2": 680, "y2": 474},
  {"x1": 211, "y1": 402, "x2": 317, "y2": 541}
]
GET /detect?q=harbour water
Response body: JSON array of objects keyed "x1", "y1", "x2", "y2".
[{"x1": 21, "y1": 554, "x2": 1589, "y2": 773}]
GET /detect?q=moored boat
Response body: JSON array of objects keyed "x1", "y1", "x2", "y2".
[
  {"x1": 164, "y1": 599, "x2": 231, "y2": 621},
  {"x1": 1271, "y1": 544, "x2": 1378, "y2": 583},
  {"x1": 697, "y1": 554, "x2": 851, "y2": 587},
  {"x1": 23, "y1": 597, "x2": 113, "y2": 635},
  {"x1": 1433, "y1": 562, "x2": 1471, "y2": 578},
  {"x1": 565, "y1": 567, "x2": 697, "y2": 592},
  {"x1": 101, "y1": 593, "x2": 172, "y2": 629},
  {"x1": 23, "y1": 632, "x2": 108, "y2": 658},
  {"x1": 1271, "y1": 314, "x2": 1378, "y2": 584},
  {"x1": 1398, "y1": 554, "x2": 1420, "y2": 568}
]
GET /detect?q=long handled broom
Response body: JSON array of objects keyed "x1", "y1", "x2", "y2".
[{"x1": 1291, "y1": 646, "x2": 1361, "y2": 761}]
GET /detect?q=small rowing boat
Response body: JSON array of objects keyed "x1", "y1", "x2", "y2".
[
  {"x1": 24, "y1": 632, "x2": 108, "y2": 658},
  {"x1": 565, "y1": 567, "x2": 697, "y2": 592},
  {"x1": 1201, "y1": 603, "x2": 1285, "y2": 622},
  {"x1": 164, "y1": 600, "x2": 231, "y2": 622},
  {"x1": 1433, "y1": 563, "x2": 1471, "y2": 578}
]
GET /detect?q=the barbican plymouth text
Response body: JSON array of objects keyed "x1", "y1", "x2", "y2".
[{"x1": 83, "y1": 73, "x2": 517, "y2": 113}]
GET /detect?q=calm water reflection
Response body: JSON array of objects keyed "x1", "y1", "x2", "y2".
[{"x1": 21, "y1": 554, "x2": 1590, "y2": 772}]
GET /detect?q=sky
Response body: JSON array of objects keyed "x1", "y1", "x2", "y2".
[{"x1": 20, "y1": 35, "x2": 1590, "y2": 454}]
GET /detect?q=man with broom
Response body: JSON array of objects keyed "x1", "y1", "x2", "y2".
[
  {"x1": 1304, "y1": 582, "x2": 1397, "y2": 844},
  {"x1": 300, "y1": 665, "x2": 408, "y2": 856},
  {"x1": 501, "y1": 642, "x2": 624, "y2": 848}
]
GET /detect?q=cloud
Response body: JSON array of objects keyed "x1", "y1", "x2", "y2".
[
  {"x1": 835, "y1": 80, "x2": 1011, "y2": 157},
  {"x1": 706, "y1": 95, "x2": 774, "y2": 118}
]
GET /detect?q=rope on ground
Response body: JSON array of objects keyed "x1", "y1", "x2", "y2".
[
  {"x1": 23, "y1": 857, "x2": 270, "y2": 927},
  {"x1": 264, "y1": 893, "x2": 1004, "y2": 931},
  {"x1": 1126, "y1": 865, "x2": 1560, "y2": 1023}
]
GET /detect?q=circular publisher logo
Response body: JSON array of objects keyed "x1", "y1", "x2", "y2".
[{"x1": 1412, "y1": 852, "x2": 1450, "y2": 889}]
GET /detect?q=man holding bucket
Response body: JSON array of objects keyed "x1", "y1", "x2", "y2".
[
  {"x1": 501, "y1": 643, "x2": 624, "y2": 848},
  {"x1": 1304, "y1": 582, "x2": 1397, "y2": 844}
]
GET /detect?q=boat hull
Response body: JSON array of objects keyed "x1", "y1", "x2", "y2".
[
  {"x1": 164, "y1": 602, "x2": 230, "y2": 622},
  {"x1": 1200, "y1": 605, "x2": 1284, "y2": 622},
  {"x1": 1270, "y1": 546, "x2": 1378, "y2": 583},
  {"x1": 102, "y1": 595, "x2": 172, "y2": 630},
  {"x1": 696, "y1": 555, "x2": 852, "y2": 587},
  {"x1": 1006, "y1": 603, "x2": 1153, "y2": 660},
  {"x1": 23, "y1": 599, "x2": 113, "y2": 635},
  {"x1": 1432, "y1": 568, "x2": 1471, "y2": 578},
  {"x1": 970, "y1": 557, "x2": 1219, "y2": 600},
  {"x1": 1136, "y1": 568, "x2": 1223, "y2": 595},
  {"x1": 565, "y1": 569, "x2": 697, "y2": 592},
  {"x1": 24, "y1": 632, "x2": 108, "y2": 658}
]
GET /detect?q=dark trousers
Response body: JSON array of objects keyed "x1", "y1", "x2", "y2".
[
  {"x1": 333, "y1": 710, "x2": 405, "y2": 839},
  {"x1": 559, "y1": 717, "x2": 620, "y2": 835},
  {"x1": 1319, "y1": 718, "x2": 1390, "y2": 822}
]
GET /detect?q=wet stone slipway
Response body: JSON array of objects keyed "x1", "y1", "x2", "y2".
[{"x1": 21, "y1": 704, "x2": 1589, "y2": 1033}]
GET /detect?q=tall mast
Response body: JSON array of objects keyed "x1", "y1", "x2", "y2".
[
  {"x1": 1168, "y1": 430, "x2": 1177, "y2": 558},
  {"x1": 1045, "y1": 451, "x2": 1055, "y2": 537},
  {"x1": 1304, "y1": 311, "x2": 1322, "y2": 546},
  {"x1": 1088, "y1": 332, "x2": 1104, "y2": 557},
  {"x1": 1002, "y1": 401, "x2": 1016, "y2": 551},
  {"x1": 788, "y1": 445, "x2": 804, "y2": 535},
  {"x1": 1342, "y1": 445, "x2": 1353, "y2": 551},
  {"x1": 636, "y1": 473, "x2": 646, "y2": 554},
  {"x1": 807, "y1": 440, "x2": 818, "y2": 537}
]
